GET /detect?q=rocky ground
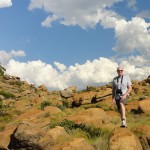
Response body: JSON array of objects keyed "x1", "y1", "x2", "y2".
[{"x1": 0, "y1": 73, "x2": 150, "y2": 150}]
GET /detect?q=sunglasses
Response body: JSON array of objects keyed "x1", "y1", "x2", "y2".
[{"x1": 117, "y1": 70, "x2": 123, "y2": 72}]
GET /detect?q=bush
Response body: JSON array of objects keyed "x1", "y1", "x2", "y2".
[
  {"x1": 40, "y1": 100, "x2": 52, "y2": 110},
  {"x1": 49, "y1": 119, "x2": 111, "y2": 139},
  {"x1": 0, "y1": 65, "x2": 5, "y2": 76},
  {"x1": 62, "y1": 100, "x2": 69, "y2": 108},
  {"x1": 0, "y1": 91, "x2": 15, "y2": 99}
]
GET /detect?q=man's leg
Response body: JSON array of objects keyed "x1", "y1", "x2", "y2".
[
  {"x1": 120, "y1": 103, "x2": 126, "y2": 120},
  {"x1": 120, "y1": 103, "x2": 127, "y2": 127}
]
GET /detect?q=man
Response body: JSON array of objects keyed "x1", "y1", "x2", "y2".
[{"x1": 112, "y1": 66, "x2": 132, "y2": 127}]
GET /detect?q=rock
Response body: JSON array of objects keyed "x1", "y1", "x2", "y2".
[
  {"x1": 125, "y1": 101, "x2": 139, "y2": 113},
  {"x1": 8, "y1": 123, "x2": 45, "y2": 150},
  {"x1": 47, "y1": 126, "x2": 69, "y2": 141},
  {"x1": 109, "y1": 127, "x2": 142, "y2": 150},
  {"x1": 8, "y1": 123, "x2": 69, "y2": 150},
  {"x1": 138, "y1": 99, "x2": 150, "y2": 114},
  {"x1": 73, "y1": 91, "x2": 96, "y2": 101},
  {"x1": 0, "y1": 125, "x2": 16, "y2": 150},
  {"x1": 60, "y1": 90, "x2": 73, "y2": 98},
  {"x1": 139, "y1": 136, "x2": 150, "y2": 150},
  {"x1": 66, "y1": 108, "x2": 110, "y2": 127},
  {"x1": 134, "y1": 125, "x2": 150, "y2": 137},
  {"x1": 51, "y1": 138, "x2": 95, "y2": 150},
  {"x1": 133, "y1": 125, "x2": 150, "y2": 149},
  {"x1": 64, "y1": 86, "x2": 77, "y2": 93},
  {"x1": 145, "y1": 75, "x2": 150, "y2": 84},
  {"x1": 39, "y1": 126, "x2": 69, "y2": 149},
  {"x1": 38, "y1": 84, "x2": 48, "y2": 92},
  {"x1": 44, "y1": 106, "x2": 62, "y2": 115},
  {"x1": 0, "y1": 95, "x2": 5, "y2": 100}
]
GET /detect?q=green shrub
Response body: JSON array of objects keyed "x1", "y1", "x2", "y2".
[
  {"x1": 49, "y1": 119, "x2": 111, "y2": 139},
  {"x1": 10, "y1": 81, "x2": 22, "y2": 86},
  {"x1": 40, "y1": 100, "x2": 52, "y2": 110},
  {"x1": 0, "y1": 91, "x2": 15, "y2": 99},
  {"x1": 0, "y1": 124, "x2": 5, "y2": 131},
  {"x1": 62, "y1": 100, "x2": 69, "y2": 108},
  {"x1": 0, "y1": 65, "x2": 5, "y2": 76}
]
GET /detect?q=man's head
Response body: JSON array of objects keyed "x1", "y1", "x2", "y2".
[{"x1": 117, "y1": 66, "x2": 123, "y2": 76}]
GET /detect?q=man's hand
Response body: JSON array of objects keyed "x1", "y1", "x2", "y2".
[{"x1": 121, "y1": 94, "x2": 127, "y2": 101}]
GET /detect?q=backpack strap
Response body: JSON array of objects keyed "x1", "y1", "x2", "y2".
[{"x1": 117, "y1": 75, "x2": 123, "y2": 84}]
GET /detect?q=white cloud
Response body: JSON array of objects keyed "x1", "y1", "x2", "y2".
[
  {"x1": 127, "y1": 0, "x2": 137, "y2": 10},
  {"x1": 10, "y1": 50, "x2": 26, "y2": 57},
  {"x1": 41, "y1": 15, "x2": 59, "y2": 27},
  {"x1": 137, "y1": 10, "x2": 150, "y2": 19},
  {"x1": 0, "y1": 51, "x2": 11, "y2": 65},
  {"x1": 0, "y1": 0, "x2": 12, "y2": 8},
  {"x1": 113, "y1": 17, "x2": 150, "y2": 58},
  {"x1": 28, "y1": 0, "x2": 123, "y2": 29},
  {"x1": 28, "y1": 0, "x2": 150, "y2": 60},
  {"x1": 0, "y1": 50, "x2": 26, "y2": 65},
  {"x1": 54, "y1": 61, "x2": 67, "y2": 72},
  {"x1": 4, "y1": 54, "x2": 150, "y2": 90},
  {"x1": 120, "y1": 61, "x2": 150, "y2": 81}
]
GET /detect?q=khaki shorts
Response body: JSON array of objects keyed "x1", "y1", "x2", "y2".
[{"x1": 115, "y1": 97, "x2": 128, "y2": 111}]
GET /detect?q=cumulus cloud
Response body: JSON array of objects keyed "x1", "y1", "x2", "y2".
[
  {"x1": 5, "y1": 57, "x2": 118, "y2": 90},
  {"x1": 0, "y1": 0, "x2": 12, "y2": 8},
  {"x1": 113, "y1": 17, "x2": 150, "y2": 58},
  {"x1": 28, "y1": 0, "x2": 150, "y2": 59},
  {"x1": 137, "y1": 10, "x2": 150, "y2": 19},
  {"x1": 54, "y1": 61, "x2": 67, "y2": 72},
  {"x1": 4, "y1": 53, "x2": 150, "y2": 90},
  {"x1": 0, "y1": 50, "x2": 26, "y2": 65},
  {"x1": 127, "y1": 0, "x2": 137, "y2": 10},
  {"x1": 28, "y1": 0, "x2": 123, "y2": 29}
]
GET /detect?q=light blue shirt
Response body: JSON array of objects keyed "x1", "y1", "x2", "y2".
[{"x1": 112, "y1": 75, "x2": 132, "y2": 95}]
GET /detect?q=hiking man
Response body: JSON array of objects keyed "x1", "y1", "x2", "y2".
[{"x1": 112, "y1": 66, "x2": 132, "y2": 127}]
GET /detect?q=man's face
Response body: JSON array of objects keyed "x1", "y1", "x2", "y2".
[{"x1": 117, "y1": 67, "x2": 123, "y2": 76}]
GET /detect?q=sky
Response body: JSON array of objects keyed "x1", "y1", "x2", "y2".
[{"x1": 0, "y1": 0, "x2": 150, "y2": 90}]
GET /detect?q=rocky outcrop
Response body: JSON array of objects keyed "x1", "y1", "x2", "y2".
[
  {"x1": 66, "y1": 108, "x2": 110, "y2": 127},
  {"x1": 8, "y1": 123, "x2": 69, "y2": 150},
  {"x1": 64, "y1": 86, "x2": 77, "y2": 93},
  {"x1": 51, "y1": 138, "x2": 95, "y2": 150},
  {"x1": 133, "y1": 125, "x2": 150, "y2": 150},
  {"x1": 0, "y1": 71, "x2": 150, "y2": 149},
  {"x1": 60, "y1": 89, "x2": 73, "y2": 98},
  {"x1": 138, "y1": 99, "x2": 150, "y2": 114},
  {"x1": 8, "y1": 123, "x2": 45, "y2": 150},
  {"x1": 109, "y1": 127, "x2": 142, "y2": 150}
]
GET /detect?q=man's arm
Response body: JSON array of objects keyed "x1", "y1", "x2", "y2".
[
  {"x1": 125, "y1": 85, "x2": 132, "y2": 96},
  {"x1": 121, "y1": 85, "x2": 132, "y2": 100}
]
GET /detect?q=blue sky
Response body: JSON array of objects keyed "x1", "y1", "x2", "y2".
[{"x1": 0, "y1": 0, "x2": 150, "y2": 90}]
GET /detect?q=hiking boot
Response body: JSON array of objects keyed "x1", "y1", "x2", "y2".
[{"x1": 121, "y1": 120, "x2": 127, "y2": 127}]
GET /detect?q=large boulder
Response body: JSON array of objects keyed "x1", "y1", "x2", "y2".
[
  {"x1": 60, "y1": 90, "x2": 73, "y2": 98},
  {"x1": 0, "y1": 125, "x2": 16, "y2": 150},
  {"x1": 133, "y1": 125, "x2": 150, "y2": 150},
  {"x1": 73, "y1": 91, "x2": 96, "y2": 101},
  {"x1": 145, "y1": 75, "x2": 150, "y2": 84},
  {"x1": 44, "y1": 106, "x2": 62, "y2": 115},
  {"x1": 8, "y1": 123, "x2": 69, "y2": 150},
  {"x1": 8, "y1": 123, "x2": 45, "y2": 150},
  {"x1": 51, "y1": 138, "x2": 95, "y2": 150},
  {"x1": 64, "y1": 86, "x2": 77, "y2": 93},
  {"x1": 39, "y1": 126, "x2": 69, "y2": 149},
  {"x1": 138, "y1": 99, "x2": 150, "y2": 114},
  {"x1": 66, "y1": 108, "x2": 110, "y2": 127},
  {"x1": 109, "y1": 127, "x2": 142, "y2": 150}
]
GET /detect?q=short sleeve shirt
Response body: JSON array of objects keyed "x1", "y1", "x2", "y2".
[{"x1": 112, "y1": 75, "x2": 132, "y2": 94}]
